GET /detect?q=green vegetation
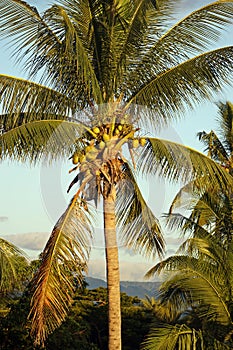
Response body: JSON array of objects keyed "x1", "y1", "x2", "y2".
[{"x1": 0, "y1": 284, "x2": 153, "y2": 350}]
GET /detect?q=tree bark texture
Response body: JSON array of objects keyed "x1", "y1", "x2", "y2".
[{"x1": 103, "y1": 187, "x2": 121, "y2": 350}]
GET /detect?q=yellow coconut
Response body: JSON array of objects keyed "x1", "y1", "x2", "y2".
[
  {"x1": 139, "y1": 138, "x2": 147, "y2": 146},
  {"x1": 132, "y1": 139, "x2": 139, "y2": 148},
  {"x1": 72, "y1": 153, "x2": 79, "y2": 164},
  {"x1": 103, "y1": 133, "x2": 110, "y2": 142},
  {"x1": 93, "y1": 126, "x2": 100, "y2": 134}
]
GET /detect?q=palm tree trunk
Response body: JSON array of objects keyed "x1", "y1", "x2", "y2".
[{"x1": 103, "y1": 186, "x2": 121, "y2": 350}]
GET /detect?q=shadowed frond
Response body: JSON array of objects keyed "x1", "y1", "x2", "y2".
[
  {"x1": 116, "y1": 163, "x2": 165, "y2": 259},
  {"x1": 138, "y1": 137, "x2": 233, "y2": 190},
  {"x1": 126, "y1": 47, "x2": 233, "y2": 125},
  {"x1": 28, "y1": 195, "x2": 93, "y2": 346},
  {"x1": 197, "y1": 130, "x2": 229, "y2": 163},
  {"x1": 217, "y1": 101, "x2": 233, "y2": 154},
  {"x1": 0, "y1": 120, "x2": 88, "y2": 162},
  {"x1": 0, "y1": 238, "x2": 27, "y2": 294}
]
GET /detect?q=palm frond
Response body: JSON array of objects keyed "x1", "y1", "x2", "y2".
[
  {"x1": 217, "y1": 101, "x2": 233, "y2": 154},
  {"x1": 126, "y1": 47, "x2": 233, "y2": 125},
  {"x1": 197, "y1": 130, "x2": 229, "y2": 164},
  {"x1": 0, "y1": 75, "x2": 74, "y2": 126},
  {"x1": 138, "y1": 137, "x2": 233, "y2": 190},
  {"x1": 0, "y1": 119, "x2": 88, "y2": 162},
  {"x1": 0, "y1": 237, "x2": 27, "y2": 294},
  {"x1": 129, "y1": 0, "x2": 233, "y2": 88},
  {"x1": 141, "y1": 323, "x2": 202, "y2": 350},
  {"x1": 28, "y1": 195, "x2": 93, "y2": 346},
  {"x1": 116, "y1": 163, "x2": 165, "y2": 259}
]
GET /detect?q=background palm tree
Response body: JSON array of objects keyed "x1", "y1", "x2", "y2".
[
  {"x1": 143, "y1": 102, "x2": 233, "y2": 349},
  {"x1": 1, "y1": 1, "x2": 233, "y2": 349},
  {"x1": 143, "y1": 204, "x2": 233, "y2": 349}
]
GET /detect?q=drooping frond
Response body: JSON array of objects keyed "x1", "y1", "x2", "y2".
[
  {"x1": 116, "y1": 163, "x2": 165, "y2": 259},
  {"x1": 141, "y1": 323, "x2": 203, "y2": 350},
  {"x1": 0, "y1": 120, "x2": 87, "y2": 162},
  {"x1": 138, "y1": 137, "x2": 233, "y2": 190},
  {"x1": 0, "y1": 75, "x2": 74, "y2": 125},
  {"x1": 0, "y1": 238, "x2": 26, "y2": 294},
  {"x1": 126, "y1": 47, "x2": 233, "y2": 125},
  {"x1": 28, "y1": 195, "x2": 94, "y2": 346}
]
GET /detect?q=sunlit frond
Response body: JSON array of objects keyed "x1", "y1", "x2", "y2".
[
  {"x1": 138, "y1": 137, "x2": 233, "y2": 190},
  {"x1": 0, "y1": 75, "x2": 74, "y2": 126},
  {"x1": 28, "y1": 195, "x2": 94, "y2": 346},
  {"x1": 126, "y1": 47, "x2": 233, "y2": 125},
  {"x1": 129, "y1": 0, "x2": 233, "y2": 88},
  {"x1": 116, "y1": 163, "x2": 165, "y2": 259},
  {"x1": 0, "y1": 119, "x2": 87, "y2": 162}
]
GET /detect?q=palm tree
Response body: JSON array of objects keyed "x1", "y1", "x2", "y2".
[
  {"x1": 143, "y1": 201, "x2": 233, "y2": 349},
  {"x1": 1, "y1": 1, "x2": 233, "y2": 349}
]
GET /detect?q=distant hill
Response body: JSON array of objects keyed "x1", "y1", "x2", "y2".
[{"x1": 86, "y1": 277, "x2": 160, "y2": 299}]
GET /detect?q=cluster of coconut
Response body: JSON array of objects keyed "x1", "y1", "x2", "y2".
[{"x1": 72, "y1": 122, "x2": 147, "y2": 165}]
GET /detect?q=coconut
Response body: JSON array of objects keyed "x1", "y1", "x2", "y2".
[
  {"x1": 72, "y1": 153, "x2": 79, "y2": 164},
  {"x1": 139, "y1": 138, "x2": 147, "y2": 146},
  {"x1": 132, "y1": 139, "x2": 139, "y2": 148}
]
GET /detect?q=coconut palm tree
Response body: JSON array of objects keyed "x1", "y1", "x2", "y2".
[
  {"x1": 1, "y1": 1, "x2": 233, "y2": 349},
  {"x1": 143, "y1": 199, "x2": 233, "y2": 349}
]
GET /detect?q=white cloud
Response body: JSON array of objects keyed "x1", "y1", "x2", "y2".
[
  {"x1": 88, "y1": 259, "x2": 157, "y2": 282},
  {"x1": 4, "y1": 232, "x2": 49, "y2": 251},
  {"x1": 0, "y1": 216, "x2": 8, "y2": 222}
]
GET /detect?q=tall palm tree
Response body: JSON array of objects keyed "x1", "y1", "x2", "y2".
[{"x1": 1, "y1": 1, "x2": 233, "y2": 349}]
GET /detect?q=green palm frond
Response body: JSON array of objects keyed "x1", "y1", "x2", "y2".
[
  {"x1": 0, "y1": 75, "x2": 74, "y2": 125},
  {"x1": 116, "y1": 163, "x2": 165, "y2": 259},
  {"x1": 197, "y1": 130, "x2": 229, "y2": 163},
  {"x1": 126, "y1": 47, "x2": 233, "y2": 124},
  {"x1": 147, "y1": 239, "x2": 232, "y2": 325},
  {"x1": 164, "y1": 212, "x2": 210, "y2": 238},
  {"x1": 138, "y1": 137, "x2": 233, "y2": 190},
  {"x1": 0, "y1": 238, "x2": 27, "y2": 294},
  {"x1": 131, "y1": 1, "x2": 233, "y2": 84},
  {"x1": 28, "y1": 195, "x2": 93, "y2": 346},
  {"x1": 0, "y1": 120, "x2": 88, "y2": 162},
  {"x1": 141, "y1": 323, "x2": 203, "y2": 350},
  {"x1": 217, "y1": 101, "x2": 233, "y2": 154}
]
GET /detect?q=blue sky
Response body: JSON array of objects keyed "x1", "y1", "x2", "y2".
[{"x1": 0, "y1": 0, "x2": 233, "y2": 281}]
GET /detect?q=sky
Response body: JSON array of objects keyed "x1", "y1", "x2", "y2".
[{"x1": 0, "y1": 0, "x2": 233, "y2": 281}]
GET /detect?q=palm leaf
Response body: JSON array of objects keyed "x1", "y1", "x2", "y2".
[
  {"x1": 28, "y1": 195, "x2": 93, "y2": 346},
  {"x1": 141, "y1": 323, "x2": 202, "y2": 350},
  {"x1": 0, "y1": 75, "x2": 74, "y2": 126},
  {"x1": 0, "y1": 119, "x2": 88, "y2": 162},
  {"x1": 130, "y1": 1, "x2": 233, "y2": 85},
  {"x1": 217, "y1": 101, "x2": 233, "y2": 154},
  {"x1": 116, "y1": 163, "x2": 165, "y2": 259},
  {"x1": 197, "y1": 130, "x2": 229, "y2": 164},
  {"x1": 0, "y1": 238, "x2": 26, "y2": 294},
  {"x1": 138, "y1": 137, "x2": 233, "y2": 190},
  {"x1": 126, "y1": 47, "x2": 233, "y2": 125}
]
